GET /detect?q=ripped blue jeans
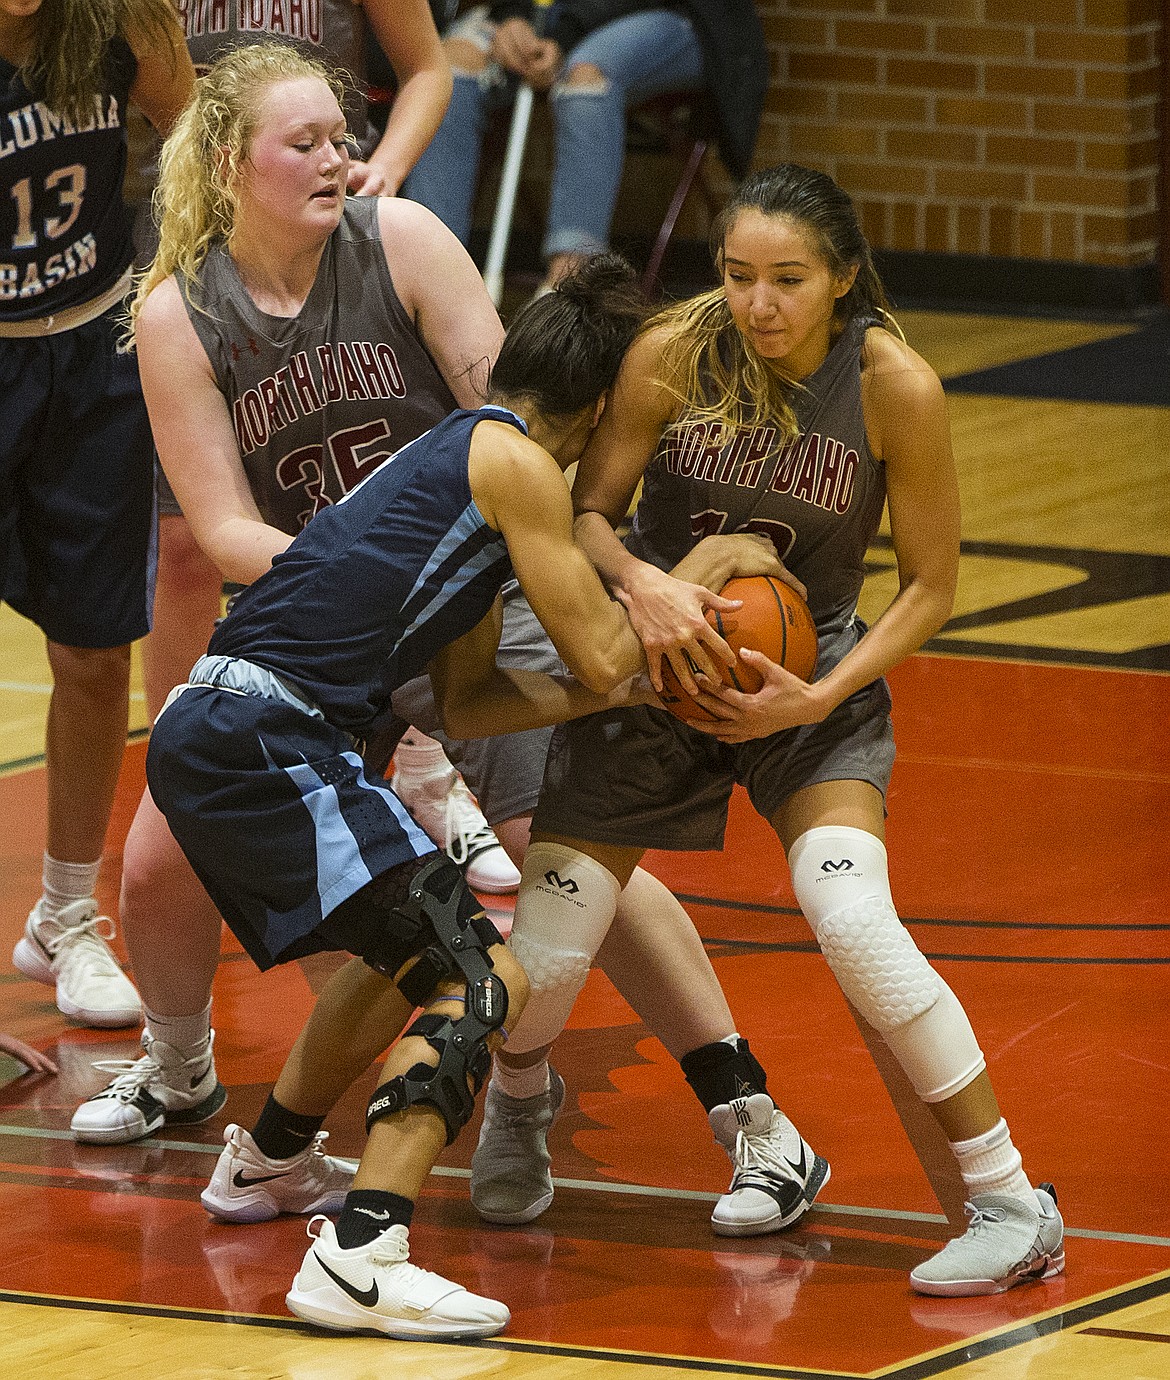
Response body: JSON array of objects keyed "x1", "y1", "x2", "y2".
[{"x1": 402, "y1": 6, "x2": 705, "y2": 261}]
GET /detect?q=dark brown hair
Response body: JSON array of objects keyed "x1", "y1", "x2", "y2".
[{"x1": 488, "y1": 254, "x2": 649, "y2": 416}]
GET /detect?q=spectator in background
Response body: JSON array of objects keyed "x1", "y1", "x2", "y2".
[{"x1": 403, "y1": 1, "x2": 768, "y2": 293}]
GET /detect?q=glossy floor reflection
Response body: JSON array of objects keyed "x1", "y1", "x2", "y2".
[{"x1": 1, "y1": 307, "x2": 1168, "y2": 1378}]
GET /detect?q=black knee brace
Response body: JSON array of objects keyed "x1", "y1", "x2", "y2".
[{"x1": 364, "y1": 855, "x2": 509, "y2": 1144}]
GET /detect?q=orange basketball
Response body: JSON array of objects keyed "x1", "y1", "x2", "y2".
[{"x1": 657, "y1": 575, "x2": 818, "y2": 724}]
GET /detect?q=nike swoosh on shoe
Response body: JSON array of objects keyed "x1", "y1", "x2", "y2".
[
  {"x1": 314, "y1": 1254, "x2": 379, "y2": 1307},
  {"x1": 784, "y1": 1141, "x2": 808, "y2": 1179},
  {"x1": 232, "y1": 1170, "x2": 288, "y2": 1188}
]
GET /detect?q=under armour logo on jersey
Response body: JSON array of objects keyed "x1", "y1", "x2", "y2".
[
  {"x1": 543, "y1": 870, "x2": 579, "y2": 894},
  {"x1": 821, "y1": 858, "x2": 854, "y2": 873},
  {"x1": 247, "y1": 337, "x2": 260, "y2": 355}
]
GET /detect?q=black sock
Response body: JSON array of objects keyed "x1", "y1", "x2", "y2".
[
  {"x1": 679, "y1": 1037, "x2": 770, "y2": 1112},
  {"x1": 335, "y1": 1190, "x2": 415, "y2": 1248},
  {"x1": 251, "y1": 1094, "x2": 325, "y2": 1161}
]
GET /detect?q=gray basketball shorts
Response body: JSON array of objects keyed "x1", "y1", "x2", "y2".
[
  {"x1": 532, "y1": 620, "x2": 895, "y2": 851},
  {"x1": 391, "y1": 582, "x2": 563, "y2": 825}
]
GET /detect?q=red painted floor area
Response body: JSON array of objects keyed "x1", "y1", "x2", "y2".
[{"x1": 1, "y1": 653, "x2": 1168, "y2": 1374}]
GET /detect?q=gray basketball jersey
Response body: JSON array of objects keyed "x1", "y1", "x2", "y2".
[
  {"x1": 178, "y1": 196, "x2": 457, "y2": 535},
  {"x1": 177, "y1": 0, "x2": 375, "y2": 152},
  {"x1": 627, "y1": 315, "x2": 886, "y2": 635}
]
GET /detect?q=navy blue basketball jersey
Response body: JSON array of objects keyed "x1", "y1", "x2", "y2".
[
  {"x1": 208, "y1": 407, "x2": 520, "y2": 735},
  {"x1": 0, "y1": 41, "x2": 137, "y2": 319}
]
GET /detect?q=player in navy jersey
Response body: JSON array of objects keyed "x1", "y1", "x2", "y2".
[
  {"x1": 2, "y1": 0, "x2": 194, "y2": 1029},
  {"x1": 471, "y1": 163, "x2": 1066, "y2": 1299},
  {"x1": 71, "y1": 46, "x2": 825, "y2": 1252},
  {"x1": 142, "y1": 254, "x2": 779, "y2": 1339}
]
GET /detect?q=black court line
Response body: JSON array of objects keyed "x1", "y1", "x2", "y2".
[
  {"x1": 0, "y1": 726, "x2": 150, "y2": 776},
  {"x1": 1080, "y1": 1327, "x2": 1170, "y2": 1343},
  {"x1": 868, "y1": 536, "x2": 1170, "y2": 673},
  {"x1": 673, "y1": 892, "x2": 1170, "y2": 932},
  {"x1": 699, "y1": 935, "x2": 1170, "y2": 967},
  {"x1": 5, "y1": 1272, "x2": 1170, "y2": 1379},
  {"x1": 941, "y1": 314, "x2": 1170, "y2": 406}
]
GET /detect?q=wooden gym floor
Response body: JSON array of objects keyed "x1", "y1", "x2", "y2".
[{"x1": 0, "y1": 307, "x2": 1167, "y2": 1379}]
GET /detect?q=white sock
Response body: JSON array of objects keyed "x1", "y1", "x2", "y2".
[
  {"x1": 493, "y1": 1056, "x2": 551, "y2": 1101},
  {"x1": 392, "y1": 730, "x2": 454, "y2": 785},
  {"x1": 950, "y1": 1118, "x2": 1034, "y2": 1204},
  {"x1": 40, "y1": 853, "x2": 102, "y2": 921},
  {"x1": 143, "y1": 1001, "x2": 212, "y2": 1056}
]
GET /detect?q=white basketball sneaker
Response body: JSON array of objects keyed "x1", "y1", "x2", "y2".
[
  {"x1": 709, "y1": 1093, "x2": 830, "y2": 1235},
  {"x1": 71, "y1": 1029, "x2": 225, "y2": 1144},
  {"x1": 13, "y1": 898, "x2": 141, "y2": 1028},
  {"x1": 286, "y1": 1216, "x2": 510, "y2": 1339},
  {"x1": 201, "y1": 1124, "x2": 358, "y2": 1223},
  {"x1": 391, "y1": 767, "x2": 520, "y2": 894},
  {"x1": 910, "y1": 1183, "x2": 1065, "y2": 1297}
]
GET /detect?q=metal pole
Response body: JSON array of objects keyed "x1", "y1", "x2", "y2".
[
  {"x1": 483, "y1": 83, "x2": 536, "y2": 306},
  {"x1": 481, "y1": 0, "x2": 555, "y2": 307}
]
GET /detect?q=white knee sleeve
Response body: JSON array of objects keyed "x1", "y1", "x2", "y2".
[
  {"x1": 788, "y1": 826, "x2": 984, "y2": 1103},
  {"x1": 503, "y1": 842, "x2": 621, "y2": 1055}
]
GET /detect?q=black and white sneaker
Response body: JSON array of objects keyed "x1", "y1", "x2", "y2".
[
  {"x1": 709, "y1": 1093, "x2": 830, "y2": 1236},
  {"x1": 201, "y1": 1124, "x2": 357, "y2": 1223},
  {"x1": 286, "y1": 1216, "x2": 510, "y2": 1339},
  {"x1": 70, "y1": 1030, "x2": 225, "y2": 1144}
]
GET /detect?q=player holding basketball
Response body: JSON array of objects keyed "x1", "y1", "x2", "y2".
[
  {"x1": 472, "y1": 163, "x2": 1065, "y2": 1299},
  {"x1": 142, "y1": 252, "x2": 775, "y2": 1338},
  {"x1": 2, "y1": 0, "x2": 194, "y2": 1028}
]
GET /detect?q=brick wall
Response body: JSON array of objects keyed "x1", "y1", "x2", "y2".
[{"x1": 752, "y1": 0, "x2": 1162, "y2": 270}]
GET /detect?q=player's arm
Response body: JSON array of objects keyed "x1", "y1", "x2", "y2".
[
  {"x1": 825, "y1": 330, "x2": 959, "y2": 692},
  {"x1": 125, "y1": 4, "x2": 196, "y2": 136},
  {"x1": 135, "y1": 278, "x2": 291, "y2": 584},
  {"x1": 377, "y1": 198, "x2": 504, "y2": 407},
  {"x1": 429, "y1": 594, "x2": 648, "y2": 742},
  {"x1": 431, "y1": 424, "x2": 652, "y2": 739},
  {"x1": 572, "y1": 327, "x2": 786, "y2": 693},
  {"x1": 353, "y1": 0, "x2": 452, "y2": 196}
]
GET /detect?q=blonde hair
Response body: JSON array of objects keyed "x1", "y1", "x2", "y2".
[
  {"x1": 20, "y1": 0, "x2": 180, "y2": 125},
  {"x1": 127, "y1": 41, "x2": 347, "y2": 340},
  {"x1": 652, "y1": 163, "x2": 900, "y2": 445}
]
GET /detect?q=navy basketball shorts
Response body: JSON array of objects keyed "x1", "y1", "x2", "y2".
[
  {"x1": 146, "y1": 685, "x2": 438, "y2": 971},
  {"x1": 533, "y1": 622, "x2": 896, "y2": 851},
  {"x1": 391, "y1": 582, "x2": 562, "y2": 824},
  {"x1": 0, "y1": 306, "x2": 155, "y2": 648}
]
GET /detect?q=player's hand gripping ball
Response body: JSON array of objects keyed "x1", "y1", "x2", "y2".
[{"x1": 658, "y1": 575, "x2": 817, "y2": 724}]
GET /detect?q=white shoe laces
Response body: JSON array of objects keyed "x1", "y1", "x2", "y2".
[
  {"x1": 39, "y1": 900, "x2": 124, "y2": 977},
  {"x1": 442, "y1": 778, "x2": 497, "y2": 864},
  {"x1": 88, "y1": 1053, "x2": 160, "y2": 1102},
  {"x1": 734, "y1": 1115, "x2": 800, "y2": 1184}
]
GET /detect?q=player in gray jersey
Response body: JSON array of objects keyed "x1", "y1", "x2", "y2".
[
  {"x1": 145, "y1": 2, "x2": 504, "y2": 894},
  {"x1": 472, "y1": 164, "x2": 1066, "y2": 1300}
]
